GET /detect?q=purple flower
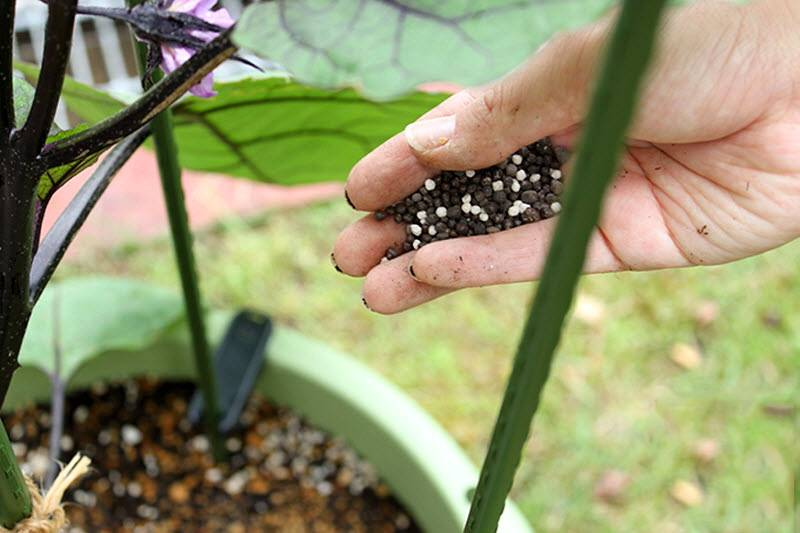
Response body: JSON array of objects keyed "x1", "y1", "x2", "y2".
[{"x1": 160, "y1": 0, "x2": 234, "y2": 97}]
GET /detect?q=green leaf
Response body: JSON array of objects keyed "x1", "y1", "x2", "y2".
[
  {"x1": 35, "y1": 125, "x2": 103, "y2": 201},
  {"x1": 14, "y1": 61, "x2": 125, "y2": 125},
  {"x1": 233, "y1": 0, "x2": 616, "y2": 100},
  {"x1": 16, "y1": 65, "x2": 444, "y2": 186},
  {"x1": 19, "y1": 277, "x2": 184, "y2": 379},
  {"x1": 465, "y1": 0, "x2": 669, "y2": 531},
  {"x1": 12, "y1": 75, "x2": 35, "y2": 128},
  {"x1": 170, "y1": 76, "x2": 445, "y2": 183},
  {"x1": 17, "y1": 62, "x2": 443, "y2": 185}
]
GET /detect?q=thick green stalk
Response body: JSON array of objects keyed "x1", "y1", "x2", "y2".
[
  {"x1": 464, "y1": 1, "x2": 669, "y2": 532},
  {"x1": 128, "y1": 20, "x2": 224, "y2": 461},
  {"x1": 149, "y1": 109, "x2": 225, "y2": 462},
  {"x1": 0, "y1": 422, "x2": 30, "y2": 528}
]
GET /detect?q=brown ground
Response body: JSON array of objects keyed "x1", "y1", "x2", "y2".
[{"x1": 2, "y1": 379, "x2": 420, "y2": 533}]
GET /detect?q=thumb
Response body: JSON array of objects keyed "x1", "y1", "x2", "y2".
[{"x1": 404, "y1": 24, "x2": 607, "y2": 170}]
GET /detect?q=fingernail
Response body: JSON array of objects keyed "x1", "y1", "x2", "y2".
[
  {"x1": 330, "y1": 252, "x2": 343, "y2": 273},
  {"x1": 404, "y1": 115, "x2": 455, "y2": 152},
  {"x1": 361, "y1": 296, "x2": 372, "y2": 311},
  {"x1": 408, "y1": 263, "x2": 418, "y2": 280},
  {"x1": 344, "y1": 189, "x2": 356, "y2": 209}
]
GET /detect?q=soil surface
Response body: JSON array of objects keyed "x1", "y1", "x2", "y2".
[{"x1": 2, "y1": 379, "x2": 421, "y2": 533}]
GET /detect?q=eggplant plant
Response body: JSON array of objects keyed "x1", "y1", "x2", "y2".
[{"x1": 0, "y1": 0, "x2": 671, "y2": 530}]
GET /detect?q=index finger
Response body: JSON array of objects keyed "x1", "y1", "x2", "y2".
[{"x1": 345, "y1": 89, "x2": 477, "y2": 212}]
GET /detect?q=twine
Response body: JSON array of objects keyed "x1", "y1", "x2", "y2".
[{"x1": 1, "y1": 454, "x2": 92, "y2": 533}]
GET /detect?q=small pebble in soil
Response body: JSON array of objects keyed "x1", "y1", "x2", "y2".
[
  {"x1": 376, "y1": 138, "x2": 566, "y2": 259},
  {"x1": 2, "y1": 379, "x2": 421, "y2": 532}
]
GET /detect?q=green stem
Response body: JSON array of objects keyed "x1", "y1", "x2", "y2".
[
  {"x1": 128, "y1": 13, "x2": 224, "y2": 461},
  {"x1": 0, "y1": 422, "x2": 30, "y2": 528},
  {"x1": 464, "y1": 1, "x2": 669, "y2": 532},
  {"x1": 151, "y1": 110, "x2": 225, "y2": 462}
]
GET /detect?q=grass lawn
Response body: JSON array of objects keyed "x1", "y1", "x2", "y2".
[{"x1": 60, "y1": 200, "x2": 799, "y2": 533}]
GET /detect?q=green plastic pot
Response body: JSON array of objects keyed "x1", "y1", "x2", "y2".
[{"x1": 4, "y1": 313, "x2": 532, "y2": 533}]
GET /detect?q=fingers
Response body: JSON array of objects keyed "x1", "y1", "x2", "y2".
[
  {"x1": 345, "y1": 90, "x2": 477, "y2": 212},
  {"x1": 339, "y1": 157, "x2": 691, "y2": 311},
  {"x1": 332, "y1": 214, "x2": 405, "y2": 277},
  {"x1": 407, "y1": 219, "x2": 623, "y2": 289},
  {"x1": 331, "y1": 214, "x2": 452, "y2": 314},
  {"x1": 361, "y1": 253, "x2": 452, "y2": 314},
  {"x1": 403, "y1": 24, "x2": 608, "y2": 171}
]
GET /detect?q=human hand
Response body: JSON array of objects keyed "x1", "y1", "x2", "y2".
[{"x1": 333, "y1": 0, "x2": 800, "y2": 314}]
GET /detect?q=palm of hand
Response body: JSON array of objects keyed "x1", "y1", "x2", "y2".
[
  {"x1": 604, "y1": 107, "x2": 800, "y2": 270},
  {"x1": 567, "y1": 0, "x2": 800, "y2": 272}
]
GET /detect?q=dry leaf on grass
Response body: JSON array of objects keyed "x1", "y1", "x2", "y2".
[
  {"x1": 670, "y1": 343, "x2": 702, "y2": 370},
  {"x1": 670, "y1": 480, "x2": 704, "y2": 507},
  {"x1": 594, "y1": 469, "x2": 630, "y2": 505},
  {"x1": 573, "y1": 294, "x2": 606, "y2": 327},
  {"x1": 693, "y1": 300, "x2": 719, "y2": 327},
  {"x1": 761, "y1": 403, "x2": 796, "y2": 418},
  {"x1": 691, "y1": 438, "x2": 720, "y2": 464}
]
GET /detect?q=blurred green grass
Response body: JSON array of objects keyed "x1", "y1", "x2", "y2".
[{"x1": 59, "y1": 200, "x2": 799, "y2": 533}]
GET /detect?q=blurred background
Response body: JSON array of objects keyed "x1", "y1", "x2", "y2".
[{"x1": 13, "y1": 0, "x2": 799, "y2": 531}]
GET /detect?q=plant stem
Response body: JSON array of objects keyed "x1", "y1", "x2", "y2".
[
  {"x1": 41, "y1": 32, "x2": 235, "y2": 169},
  {"x1": 45, "y1": 287, "x2": 63, "y2": 489},
  {"x1": 0, "y1": 156, "x2": 36, "y2": 528},
  {"x1": 16, "y1": 0, "x2": 77, "y2": 159},
  {"x1": 0, "y1": 166, "x2": 36, "y2": 405},
  {"x1": 463, "y1": 2, "x2": 668, "y2": 532},
  {"x1": 29, "y1": 127, "x2": 151, "y2": 306},
  {"x1": 151, "y1": 110, "x2": 225, "y2": 462},
  {"x1": 0, "y1": 2, "x2": 78, "y2": 525},
  {"x1": 0, "y1": 421, "x2": 31, "y2": 528},
  {"x1": 128, "y1": 24, "x2": 225, "y2": 461},
  {"x1": 0, "y1": 0, "x2": 16, "y2": 141}
]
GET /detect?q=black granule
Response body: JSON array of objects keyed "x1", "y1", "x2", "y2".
[{"x1": 376, "y1": 138, "x2": 566, "y2": 260}]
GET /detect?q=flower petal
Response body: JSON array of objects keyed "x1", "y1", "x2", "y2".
[
  {"x1": 191, "y1": 7, "x2": 235, "y2": 41},
  {"x1": 160, "y1": 45, "x2": 179, "y2": 73},
  {"x1": 160, "y1": 45, "x2": 192, "y2": 73},
  {"x1": 189, "y1": 72, "x2": 216, "y2": 97},
  {"x1": 203, "y1": 7, "x2": 235, "y2": 28},
  {"x1": 159, "y1": 3, "x2": 228, "y2": 99},
  {"x1": 169, "y1": 0, "x2": 215, "y2": 15}
]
